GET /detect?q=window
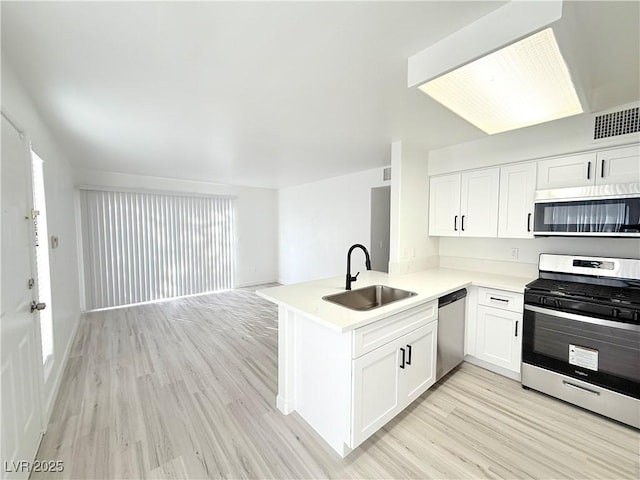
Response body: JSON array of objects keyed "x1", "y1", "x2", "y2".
[
  {"x1": 31, "y1": 150, "x2": 54, "y2": 366},
  {"x1": 79, "y1": 189, "x2": 235, "y2": 310}
]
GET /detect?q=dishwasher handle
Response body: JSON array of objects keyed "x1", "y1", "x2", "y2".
[{"x1": 438, "y1": 288, "x2": 467, "y2": 308}]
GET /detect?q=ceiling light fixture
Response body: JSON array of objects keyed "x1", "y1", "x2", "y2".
[{"x1": 418, "y1": 27, "x2": 583, "y2": 135}]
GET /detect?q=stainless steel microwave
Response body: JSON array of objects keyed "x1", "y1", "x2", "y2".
[{"x1": 533, "y1": 184, "x2": 640, "y2": 237}]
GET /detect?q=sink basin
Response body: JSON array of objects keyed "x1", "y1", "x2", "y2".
[{"x1": 323, "y1": 285, "x2": 417, "y2": 311}]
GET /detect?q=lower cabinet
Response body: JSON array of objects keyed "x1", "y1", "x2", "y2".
[
  {"x1": 351, "y1": 321, "x2": 437, "y2": 448},
  {"x1": 475, "y1": 305, "x2": 521, "y2": 373},
  {"x1": 276, "y1": 300, "x2": 438, "y2": 457},
  {"x1": 465, "y1": 287, "x2": 523, "y2": 378}
]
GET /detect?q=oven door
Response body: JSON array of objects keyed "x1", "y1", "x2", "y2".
[
  {"x1": 522, "y1": 305, "x2": 640, "y2": 398},
  {"x1": 533, "y1": 196, "x2": 640, "y2": 236}
]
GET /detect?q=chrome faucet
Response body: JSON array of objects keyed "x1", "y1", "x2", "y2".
[{"x1": 346, "y1": 244, "x2": 371, "y2": 290}]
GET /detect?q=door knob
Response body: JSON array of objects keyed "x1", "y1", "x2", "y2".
[{"x1": 30, "y1": 301, "x2": 46, "y2": 313}]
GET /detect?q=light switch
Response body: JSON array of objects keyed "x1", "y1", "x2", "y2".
[{"x1": 51, "y1": 235, "x2": 59, "y2": 249}]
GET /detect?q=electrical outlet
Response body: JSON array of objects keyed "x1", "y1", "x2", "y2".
[
  {"x1": 510, "y1": 248, "x2": 519, "y2": 260},
  {"x1": 50, "y1": 235, "x2": 59, "y2": 249}
]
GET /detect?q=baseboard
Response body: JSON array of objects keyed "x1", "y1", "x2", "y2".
[
  {"x1": 276, "y1": 394, "x2": 295, "y2": 414},
  {"x1": 43, "y1": 311, "x2": 81, "y2": 429},
  {"x1": 464, "y1": 355, "x2": 521, "y2": 382},
  {"x1": 235, "y1": 279, "x2": 279, "y2": 288}
]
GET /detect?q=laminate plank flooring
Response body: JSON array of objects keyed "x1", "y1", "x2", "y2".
[{"x1": 33, "y1": 286, "x2": 639, "y2": 479}]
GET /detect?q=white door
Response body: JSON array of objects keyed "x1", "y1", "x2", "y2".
[
  {"x1": 475, "y1": 305, "x2": 521, "y2": 374},
  {"x1": 498, "y1": 162, "x2": 537, "y2": 238},
  {"x1": 428, "y1": 173, "x2": 461, "y2": 236},
  {"x1": 1, "y1": 116, "x2": 44, "y2": 479},
  {"x1": 402, "y1": 323, "x2": 437, "y2": 402},
  {"x1": 460, "y1": 168, "x2": 500, "y2": 237},
  {"x1": 536, "y1": 152, "x2": 596, "y2": 189},
  {"x1": 596, "y1": 145, "x2": 640, "y2": 185},
  {"x1": 351, "y1": 339, "x2": 402, "y2": 448}
]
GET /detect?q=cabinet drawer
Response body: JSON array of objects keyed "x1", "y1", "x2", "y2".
[
  {"x1": 352, "y1": 301, "x2": 437, "y2": 358},
  {"x1": 477, "y1": 287, "x2": 523, "y2": 313}
]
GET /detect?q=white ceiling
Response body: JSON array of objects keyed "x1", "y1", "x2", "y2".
[{"x1": 2, "y1": 1, "x2": 639, "y2": 188}]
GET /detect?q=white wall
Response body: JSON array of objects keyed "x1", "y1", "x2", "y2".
[
  {"x1": 428, "y1": 103, "x2": 640, "y2": 176},
  {"x1": 278, "y1": 167, "x2": 388, "y2": 285},
  {"x1": 439, "y1": 237, "x2": 640, "y2": 278},
  {"x1": 429, "y1": 104, "x2": 640, "y2": 278},
  {"x1": 73, "y1": 169, "x2": 278, "y2": 290},
  {"x1": 389, "y1": 141, "x2": 439, "y2": 274},
  {"x1": 2, "y1": 60, "x2": 82, "y2": 422}
]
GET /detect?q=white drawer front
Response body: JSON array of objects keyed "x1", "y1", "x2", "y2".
[
  {"x1": 352, "y1": 302, "x2": 437, "y2": 358},
  {"x1": 477, "y1": 287, "x2": 523, "y2": 313}
]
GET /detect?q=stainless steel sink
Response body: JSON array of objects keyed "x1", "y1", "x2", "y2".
[{"x1": 322, "y1": 285, "x2": 417, "y2": 311}]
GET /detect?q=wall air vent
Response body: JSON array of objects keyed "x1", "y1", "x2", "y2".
[
  {"x1": 383, "y1": 167, "x2": 392, "y2": 181},
  {"x1": 593, "y1": 107, "x2": 639, "y2": 140}
]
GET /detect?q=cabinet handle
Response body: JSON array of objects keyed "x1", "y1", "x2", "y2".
[
  {"x1": 399, "y1": 348, "x2": 406, "y2": 369},
  {"x1": 601, "y1": 159, "x2": 605, "y2": 178},
  {"x1": 587, "y1": 161, "x2": 591, "y2": 180},
  {"x1": 454, "y1": 215, "x2": 458, "y2": 231},
  {"x1": 527, "y1": 213, "x2": 532, "y2": 232},
  {"x1": 490, "y1": 296, "x2": 509, "y2": 303},
  {"x1": 515, "y1": 320, "x2": 518, "y2": 337},
  {"x1": 406, "y1": 345, "x2": 412, "y2": 365},
  {"x1": 461, "y1": 215, "x2": 465, "y2": 231}
]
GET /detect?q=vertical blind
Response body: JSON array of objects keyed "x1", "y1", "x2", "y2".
[{"x1": 79, "y1": 189, "x2": 235, "y2": 310}]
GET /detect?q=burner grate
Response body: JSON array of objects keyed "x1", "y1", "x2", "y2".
[{"x1": 528, "y1": 279, "x2": 640, "y2": 305}]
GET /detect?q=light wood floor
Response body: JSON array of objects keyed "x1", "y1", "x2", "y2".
[{"x1": 34, "y1": 286, "x2": 639, "y2": 479}]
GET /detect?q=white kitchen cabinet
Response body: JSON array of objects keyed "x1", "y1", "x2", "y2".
[
  {"x1": 537, "y1": 152, "x2": 597, "y2": 189},
  {"x1": 498, "y1": 162, "x2": 536, "y2": 238},
  {"x1": 351, "y1": 321, "x2": 437, "y2": 448},
  {"x1": 429, "y1": 168, "x2": 499, "y2": 237},
  {"x1": 351, "y1": 335, "x2": 403, "y2": 445},
  {"x1": 596, "y1": 144, "x2": 640, "y2": 185},
  {"x1": 537, "y1": 144, "x2": 640, "y2": 190},
  {"x1": 460, "y1": 167, "x2": 500, "y2": 237},
  {"x1": 475, "y1": 305, "x2": 521, "y2": 374},
  {"x1": 465, "y1": 287, "x2": 523, "y2": 378},
  {"x1": 429, "y1": 173, "x2": 461, "y2": 236},
  {"x1": 273, "y1": 299, "x2": 438, "y2": 457}
]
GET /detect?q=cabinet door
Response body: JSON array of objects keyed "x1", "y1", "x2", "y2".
[
  {"x1": 596, "y1": 145, "x2": 640, "y2": 185},
  {"x1": 402, "y1": 323, "x2": 437, "y2": 403},
  {"x1": 475, "y1": 305, "x2": 522, "y2": 373},
  {"x1": 537, "y1": 153, "x2": 596, "y2": 189},
  {"x1": 460, "y1": 168, "x2": 499, "y2": 237},
  {"x1": 351, "y1": 339, "x2": 403, "y2": 447},
  {"x1": 429, "y1": 173, "x2": 461, "y2": 236},
  {"x1": 498, "y1": 162, "x2": 536, "y2": 238}
]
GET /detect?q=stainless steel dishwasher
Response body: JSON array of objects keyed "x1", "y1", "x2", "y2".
[{"x1": 436, "y1": 288, "x2": 467, "y2": 381}]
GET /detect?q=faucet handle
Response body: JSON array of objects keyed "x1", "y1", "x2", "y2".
[{"x1": 351, "y1": 271, "x2": 360, "y2": 281}]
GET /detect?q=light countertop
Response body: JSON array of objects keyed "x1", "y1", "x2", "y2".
[{"x1": 257, "y1": 268, "x2": 533, "y2": 333}]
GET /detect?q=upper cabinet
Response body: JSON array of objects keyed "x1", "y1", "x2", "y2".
[
  {"x1": 498, "y1": 162, "x2": 536, "y2": 239},
  {"x1": 596, "y1": 145, "x2": 640, "y2": 185},
  {"x1": 428, "y1": 173, "x2": 461, "y2": 236},
  {"x1": 429, "y1": 143, "x2": 638, "y2": 239},
  {"x1": 536, "y1": 152, "x2": 596, "y2": 189},
  {"x1": 429, "y1": 168, "x2": 499, "y2": 237},
  {"x1": 537, "y1": 145, "x2": 640, "y2": 189},
  {"x1": 460, "y1": 168, "x2": 500, "y2": 237}
]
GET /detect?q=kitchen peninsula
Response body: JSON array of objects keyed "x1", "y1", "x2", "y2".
[{"x1": 258, "y1": 268, "x2": 531, "y2": 457}]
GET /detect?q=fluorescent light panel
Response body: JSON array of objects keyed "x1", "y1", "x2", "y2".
[{"x1": 418, "y1": 28, "x2": 583, "y2": 135}]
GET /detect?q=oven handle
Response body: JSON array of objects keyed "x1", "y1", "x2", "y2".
[
  {"x1": 562, "y1": 380, "x2": 601, "y2": 397},
  {"x1": 524, "y1": 305, "x2": 640, "y2": 332}
]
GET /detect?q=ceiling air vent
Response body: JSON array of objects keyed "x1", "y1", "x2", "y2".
[
  {"x1": 593, "y1": 107, "x2": 639, "y2": 140},
  {"x1": 383, "y1": 167, "x2": 392, "y2": 181}
]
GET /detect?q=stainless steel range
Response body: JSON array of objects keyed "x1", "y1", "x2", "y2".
[{"x1": 522, "y1": 254, "x2": 640, "y2": 428}]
